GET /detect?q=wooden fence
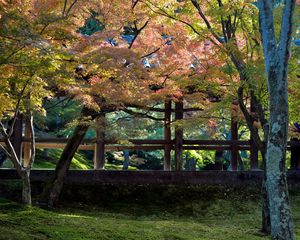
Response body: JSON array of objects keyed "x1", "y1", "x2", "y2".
[
  {"x1": 1, "y1": 100, "x2": 300, "y2": 171},
  {"x1": 2, "y1": 136, "x2": 300, "y2": 171}
]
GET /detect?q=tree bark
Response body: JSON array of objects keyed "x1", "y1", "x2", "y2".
[
  {"x1": 266, "y1": 99, "x2": 293, "y2": 239},
  {"x1": 261, "y1": 152, "x2": 271, "y2": 234},
  {"x1": 258, "y1": 0, "x2": 295, "y2": 238},
  {"x1": 40, "y1": 123, "x2": 89, "y2": 207},
  {"x1": 21, "y1": 169, "x2": 31, "y2": 205},
  {"x1": 265, "y1": 70, "x2": 293, "y2": 239}
]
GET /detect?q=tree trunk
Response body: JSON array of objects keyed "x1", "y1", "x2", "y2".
[
  {"x1": 258, "y1": 0, "x2": 295, "y2": 237},
  {"x1": 261, "y1": 151, "x2": 271, "y2": 234},
  {"x1": 40, "y1": 123, "x2": 89, "y2": 208},
  {"x1": 94, "y1": 114, "x2": 106, "y2": 170},
  {"x1": 122, "y1": 150, "x2": 130, "y2": 170},
  {"x1": 21, "y1": 169, "x2": 31, "y2": 205},
  {"x1": 266, "y1": 86, "x2": 294, "y2": 239}
]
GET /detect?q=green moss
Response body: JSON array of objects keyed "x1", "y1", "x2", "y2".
[
  {"x1": 31, "y1": 149, "x2": 137, "y2": 170},
  {"x1": 1, "y1": 189, "x2": 300, "y2": 240},
  {"x1": 34, "y1": 149, "x2": 93, "y2": 170}
]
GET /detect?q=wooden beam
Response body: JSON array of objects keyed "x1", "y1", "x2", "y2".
[
  {"x1": 174, "y1": 100, "x2": 184, "y2": 171},
  {"x1": 250, "y1": 98, "x2": 259, "y2": 170},
  {"x1": 183, "y1": 140, "x2": 250, "y2": 145},
  {"x1": 230, "y1": 102, "x2": 239, "y2": 171}
]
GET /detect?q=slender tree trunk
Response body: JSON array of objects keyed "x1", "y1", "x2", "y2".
[
  {"x1": 1, "y1": 113, "x2": 35, "y2": 205},
  {"x1": 40, "y1": 123, "x2": 89, "y2": 207},
  {"x1": 21, "y1": 169, "x2": 31, "y2": 205}
]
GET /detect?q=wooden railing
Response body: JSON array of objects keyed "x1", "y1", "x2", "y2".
[
  {"x1": 2, "y1": 137, "x2": 300, "y2": 170},
  {"x1": 1, "y1": 103, "x2": 300, "y2": 171}
]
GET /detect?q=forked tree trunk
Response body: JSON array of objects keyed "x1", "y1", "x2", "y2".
[
  {"x1": 258, "y1": 0, "x2": 295, "y2": 238},
  {"x1": 0, "y1": 113, "x2": 34, "y2": 205}
]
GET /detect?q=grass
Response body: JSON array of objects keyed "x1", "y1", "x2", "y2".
[
  {"x1": 2, "y1": 149, "x2": 137, "y2": 170},
  {"x1": 1, "y1": 188, "x2": 300, "y2": 240}
]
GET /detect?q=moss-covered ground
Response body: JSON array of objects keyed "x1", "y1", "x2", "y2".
[
  {"x1": 2, "y1": 149, "x2": 137, "y2": 170},
  {"x1": 1, "y1": 186, "x2": 300, "y2": 240}
]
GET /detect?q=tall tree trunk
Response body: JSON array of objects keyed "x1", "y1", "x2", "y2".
[
  {"x1": 258, "y1": 0, "x2": 295, "y2": 238},
  {"x1": 266, "y1": 74, "x2": 293, "y2": 239},
  {"x1": 40, "y1": 123, "x2": 89, "y2": 207}
]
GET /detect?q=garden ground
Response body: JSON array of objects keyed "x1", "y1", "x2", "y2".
[{"x1": 1, "y1": 186, "x2": 300, "y2": 240}]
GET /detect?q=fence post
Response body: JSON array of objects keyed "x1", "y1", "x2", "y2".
[
  {"x1": 250, "y1": 98, "x2": 259, "y2": 170},
  {"x1": 175, "y1": 100, "x2": 183, "y2": 171},
  {"x1": 164, "y1": 100, "x2": 172, "y2": 171},
  {"x1": 231, "y1": 102, "x2": 238, "y2": 171},
  {"x1": 23, "y1": 117, "x2": 31, "y2": 167},
  {"x1": 94, "y1": 114, "x2": 106, "y2": 170}
]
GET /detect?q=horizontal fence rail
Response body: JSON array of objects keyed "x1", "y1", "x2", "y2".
[
  {"x1": 1, "y1": 137, "x2": 300, "y2": 170},
  {"x1": 1, "y1": 138, "x2": 300, "y2": 151}
]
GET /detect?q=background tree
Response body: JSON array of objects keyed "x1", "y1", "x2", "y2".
[{"x1": 0, "y1": 0, "x2": 78, "y2": 204}]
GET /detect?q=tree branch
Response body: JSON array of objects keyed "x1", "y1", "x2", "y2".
[
  {"x1": 278, "y1": 0, "x2": 296, "y2": 66},
  {"x1": 190, "y1": 0, "x2": 223, "y2": 43},
  {"x1": 128, "y1": 19, "x2": 149, "y2": 49},
  {"x1": 122, "y1": 108, "x2": 164, "y2": 121}
]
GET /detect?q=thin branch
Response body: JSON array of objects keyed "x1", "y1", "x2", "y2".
[
  {"x1": 132, "y1": 0, "x2": 140, "y2": 9},
  {"x1": 237, "y1": 86, "x2": 265, "y2": 152},
  {"x1": 8, "y1": 78, "x2": 31, "y2": 137},
  {"x1": 128, "y1": 19, "x2": 149, "y2": 49},
  {"x1": 62, "y1": 0, "x2": 68, "y2": 16},
  {"x1": 1, "y1": 45, "x2": 25, "y2": 65},
  {"x1": 141, "y1": 47, "x2": 161, "y2": 59},
  {"x1": 278, "y1": 0, "x2": 296, "y2": 65},
  {"x1": 66, "y1": 0, "x2": 79, "y2": 16},
  {"x1": 0, "y1": 143, "x2": 11, "y2": 158},
  {"x1": 143, "y1": 0, "x2": 201, "y2": 36},
  {"x1": 45, "y1": 97, "x2": 71, "y2": 110},
  {"x1": 190, "y1": 0, "x2": 222, "y2": 43},
  {"x1": 0, "y1": 121, "x2": 8, "y2": 138},
  {"x1": 122, "y1": 108, "x2": 164, "y2": 121}
]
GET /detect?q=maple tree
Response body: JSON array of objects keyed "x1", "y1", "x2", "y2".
[
  {"x1": 0, "y1": 0, "x2": 81, "y2": 204},
  {"x1": 136, "y1": 0, "x2": 299, "y2": 236},
  {"x1": 0, "y1": 6, "x2": 299, "y2": 239}
]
